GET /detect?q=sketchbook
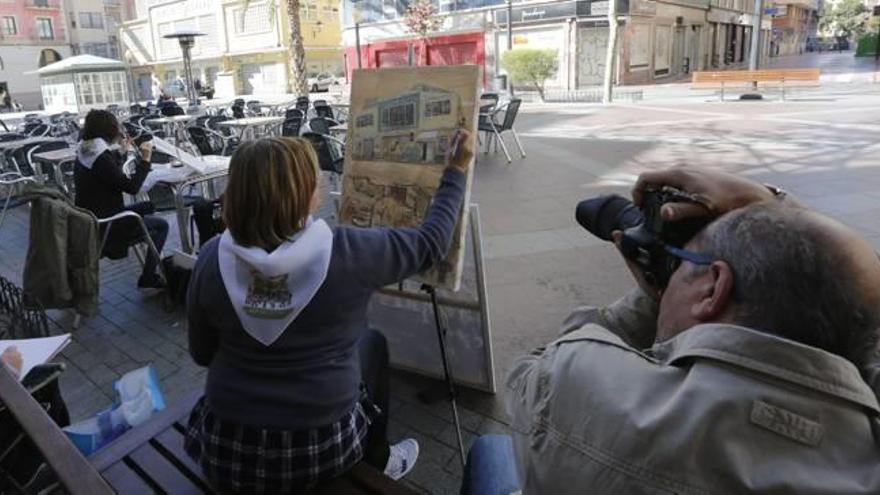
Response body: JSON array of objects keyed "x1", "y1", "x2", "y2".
[{"x1": 0, "y1": 334, "x2": 71, "y2": 382}]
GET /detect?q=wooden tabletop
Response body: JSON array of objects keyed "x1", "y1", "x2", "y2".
[
  {"x1": 217, "y1": 116, "x2": 285, "y2": 127},
  {"x1": 33, "y1": 147, "x2": 76, "y2": 162}
]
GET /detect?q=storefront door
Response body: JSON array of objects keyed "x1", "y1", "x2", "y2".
[{"x1": 576, "y1": 26, "x2": 608, "y2": 86}]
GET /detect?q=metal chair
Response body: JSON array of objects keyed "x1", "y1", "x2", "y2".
[
  {"x1": 160, "y1": 104, "x2": 185, "y2": 117},
  {"x1": 65, "y1": 209, "x2": 169, "y2": 329},
  {"x1": 186, "y1": 126, "x2": 237, "y2": 156},
  {"x1": 314, "y1": 102, "x2": 335, "y2": 120},
  {"x1": 281, "y1": 116, "x2": 303, "y2": 137},
  {"x1": 192, "y1": 115, "x2": 212, "y2": 129},
  {"x1": 9, "y1": 141, "x2": 52, "y2": 176},
  {"x1": 308, "y1": 117, "x2": 339, "y2": 136},
  {"x1": 285, "y1": 108, "x2": 305, "y2": 120},
  {"x1": 0, "y1": 173, "x2": 35, "y2": 232},
  {"x1": 26, "y1": 141, "x2": 69, "y2": 184},
  {"x1": 24, "y1": 124, "x2": 50, "y2": 138},
  {"x1": 245, "y1": 100, "x2": 263, "y2": 116},
  {"x1": 296, "y1": 96, "x2": 310, "y2": 115},
  {"x1": 478, "y1": 98, "x2": 525, "y2": 163},
  {"x1": 302, "y1": 132, "x2": 344, "y2": 172}
]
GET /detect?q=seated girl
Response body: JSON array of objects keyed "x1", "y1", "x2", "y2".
[
  {"x1": 184, "y1": 131, "x2": 473, "y2": 493},
  {"x1": 74, "y1": 109, "x2": 168, "y2": 289}
]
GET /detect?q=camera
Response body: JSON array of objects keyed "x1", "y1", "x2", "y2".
[{"x1": 576, "y1": 188, "x2": 709, "y2": 288}]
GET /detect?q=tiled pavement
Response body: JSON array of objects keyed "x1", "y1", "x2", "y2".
[{"x1": 3, "y1": 71, "x2": 880, "y2": 493}]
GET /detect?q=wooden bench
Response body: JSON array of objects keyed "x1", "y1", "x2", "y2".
[
  {"x1": 691, "y1": 68, "x2": 821, "y2": 101},
  {"x1": 0, "y1": 365, "x2": 417, "y2": 494}
]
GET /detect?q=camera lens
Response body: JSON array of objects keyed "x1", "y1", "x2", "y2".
[{"x1": 575, "y1": 195, "x2": 644, "y2": 241}]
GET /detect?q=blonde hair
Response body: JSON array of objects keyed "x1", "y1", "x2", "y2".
[{"x1": 223, "y1": 137, "x2": 319, "y2": 251}]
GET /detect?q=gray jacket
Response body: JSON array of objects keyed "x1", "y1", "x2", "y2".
[
  {"x1": 505, "y1": 289, "x2": 880, "y2": 494},
  {"x1": 22, "y1": 184, "x2": 99, "y2": 316}
]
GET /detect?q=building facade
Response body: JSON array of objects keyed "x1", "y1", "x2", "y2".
[
  {"x1": 119, "y1": 0, "x2": 343, "y2": 100},
  {"x1": 0, "y1": 0, "x2": 71, "y2": 108},
  {"x1": 769, "y1": 0, "x2": 818, "y2": 55},
  {"x1": 341, "y1": 0, "x2": 771, "y2": 89},
  {"x1": 67, "y1": 0, "x2": 136, "y2": 59}
]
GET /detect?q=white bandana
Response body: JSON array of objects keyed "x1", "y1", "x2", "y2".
[
  {"x1": 76, "y1": 138, "x2": 111, "y2": 169},
  {"x1": 217, "y1": 218, "x2": 333, "y2": 346}
]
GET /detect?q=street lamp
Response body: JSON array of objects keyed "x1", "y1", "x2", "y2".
[{"x1": 163, "y1": 30, "x2": 205, "y2": 108}]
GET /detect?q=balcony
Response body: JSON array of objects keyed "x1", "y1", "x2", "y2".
[
  {"x1": 772, "y1": 0, "x2": 818, "y2": 10},
  {"x1": 26, "y1": 0, "x2": 62, "y2": 9}
]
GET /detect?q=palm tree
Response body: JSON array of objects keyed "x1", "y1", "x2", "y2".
[{"x1": 285, "y1": 0, "x2": 309, "y2": 95}]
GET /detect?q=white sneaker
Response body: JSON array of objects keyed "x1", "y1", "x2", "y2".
[{"x1": 384, "y1": 438, "x2": 419, "y2": 480}]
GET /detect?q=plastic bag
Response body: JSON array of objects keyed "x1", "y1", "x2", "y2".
[{"x1": 63, "y1": 364, "x2": 166, "y2": 455}]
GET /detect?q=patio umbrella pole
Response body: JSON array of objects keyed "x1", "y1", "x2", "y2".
[{"x1": 419, "y1": 283, "x2": 467, "y2": 467}]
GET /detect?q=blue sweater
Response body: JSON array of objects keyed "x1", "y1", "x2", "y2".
[{"x1": 187, "y1": 167, "x2": 466, "y2": 428}]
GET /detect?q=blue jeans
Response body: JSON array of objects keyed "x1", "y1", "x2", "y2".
[{"x1": 460, "y1": 435, "x2": 521, "y2": 495}]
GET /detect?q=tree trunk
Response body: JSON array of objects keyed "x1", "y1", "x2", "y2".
[
  {"x1": 534, "y1": 81, "x2": 545, "y2": 102},
  {"x1": 287, "y1": 0, "x2": 309, "y2": 95}
]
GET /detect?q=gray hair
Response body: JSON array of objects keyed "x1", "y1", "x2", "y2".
[{"x1": 693, "y1": 202, "x2": 880, "y2": 368}]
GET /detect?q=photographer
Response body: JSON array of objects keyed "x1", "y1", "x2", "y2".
[{"x1": 502, "y1": 168, "x2": 880, "y2": 493}]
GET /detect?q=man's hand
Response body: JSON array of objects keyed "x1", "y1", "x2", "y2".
[
  {"x1": 1, "y1": 346, "x2": 22, "y2": 379},
  {"x1": 612, "y1": 231, "x2": 661, "y2": 301},
  {"x1": 446, "y1": 130, "x2": 474, "y2": 174},
  {"x1": 632, "y1": 167, "x2": 776, "y2": 222}
]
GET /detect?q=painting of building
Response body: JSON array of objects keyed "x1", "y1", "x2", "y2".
[
  {"x1": 340, "y1": 65, "x2": 479, "y2": 290},
  {"x1": 352, "y1": 84, "x2": 463, "y2": 165}
]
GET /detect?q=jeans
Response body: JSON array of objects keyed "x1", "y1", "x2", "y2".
[
  {"x1": 358, "y1": 328, "x2": 391, "y2": 469},
  {"x1": 140, "y1": 215, "x2": 169, "y2": 279},
  {"x1": 104, "y1": 203, "x2": 169, "y2": 281},
  {"x1": 460, "y1": 435, "x2": 521, "y2": 495}
]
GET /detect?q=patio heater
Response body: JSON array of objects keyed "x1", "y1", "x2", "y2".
[{"x1": 163, "y1": 30, "x2": 205, "y2": 108}]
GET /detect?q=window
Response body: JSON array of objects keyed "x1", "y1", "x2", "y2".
[
  {"x1": 79, "y1": 12, "x2": 104, "y2": 29},
  {"x1": 425, "y1": 99, "x2": 451, "y2": 117},
  {"x1": 104, "y1": 0, "x2": 120, "y2": 5},
  {"x1": 356, "y1": 114, "x2": 374, "y2": 127},
  {"x1": 2, "y1": 16, "x2": 16, "y2": 36},
  {"x1": 77, "y1": 73, "x2": 96, "y2": 105},
  {"x1": 35, "y1": 18, "x2": 53, "y2": 39},
  {"x1": 301, "y1": 3, "x2": 317, "y2": 20},
  {"x1": 380, "y1": 102, "x2": 416, "y2": 129},
  {"x1": 234, "y1": 3, "x2": 271, "y2": 34}
]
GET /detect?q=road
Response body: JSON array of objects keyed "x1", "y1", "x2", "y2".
[{"x1": 473, "y1": 78, "x2": 880, "y2": 399}]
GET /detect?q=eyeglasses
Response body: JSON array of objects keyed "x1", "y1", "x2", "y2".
[{"x1": 662, "y1": 244, "x2": 715, "y2": 278}]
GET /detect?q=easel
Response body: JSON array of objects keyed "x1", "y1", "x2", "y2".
[
  {"x1": 372, "y1": 205, "x2": 494, "y2": 468},
  {"x1": 419, "y1": 282, "x2": 466, "y2": 467}
]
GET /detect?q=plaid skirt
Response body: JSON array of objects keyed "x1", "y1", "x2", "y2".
[{"x1": 184, "y1": 393, "x2": 380, "y2": 494}]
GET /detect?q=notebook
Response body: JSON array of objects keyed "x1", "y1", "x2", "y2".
[{"x1": 0, "y1": 334, "x2": 71, "y2": 382}]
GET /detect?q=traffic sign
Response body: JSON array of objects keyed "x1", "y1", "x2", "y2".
[{"x1": 764, "y1": 7, "x2": 779, "y2": 15}]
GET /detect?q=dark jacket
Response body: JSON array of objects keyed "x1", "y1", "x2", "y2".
[
  {"x1": 187, "y1": 168, "x2": 466, "y2": 429},
  {"x1": 73, "y1": 149, "x2": 150, "y2": 219},
  {"x1": 22, "y1": 184, "x2": 99, "y2": 316}
]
